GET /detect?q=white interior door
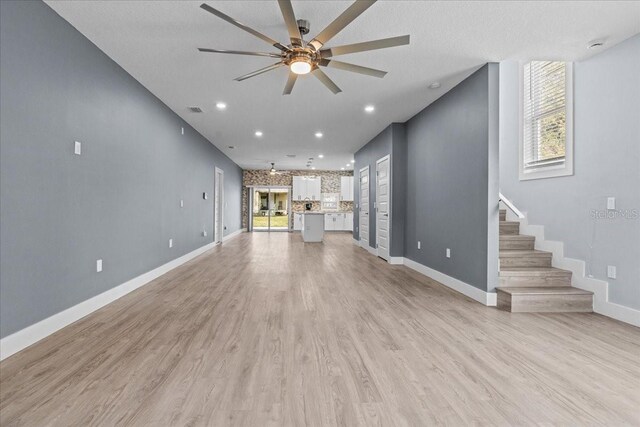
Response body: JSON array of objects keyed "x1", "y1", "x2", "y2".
[
  {"x1": 359, "y1": 167, "x2": 369, "y2": 248},
  {"x1": 376, "y1": 156, "x2": 390, "y2": 260},
  {"x1": 215, "y1": 167, "x2": 224, "y2": 244}
]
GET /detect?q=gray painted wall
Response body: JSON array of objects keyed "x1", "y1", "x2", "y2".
[
  {"x1": 499, "y1": 35, "x2": 640, "y2": 310},
  {"x1": 404, "y1": 65, "x2": 497, "y2": 291},
  {"x1": 0, "y1": 0, "x2": 243, "y2": 338},
  {"x1": 353, "y1": 124, "x2": 407, "y2": 258}
]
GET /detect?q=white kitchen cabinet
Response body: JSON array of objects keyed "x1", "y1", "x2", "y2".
[
  {"x1": 293, "y1": 213, "x2": 303, "y2": 231},
  {"x1": 325, "y1": 213, "x2": 352, "y2": 231},
  {"x1": 306, "y1": 177, "x2": 321, "y2": 201},
  {"x1": 344, "y1": 212, "x2": 354, "y2": 231},
  {"x1": 292, "y1": 176, "x2": 304, "y2": 201},
  {"x1": 340, "y1": 176, "x2": 354, "y2": 201},
  {"x1": 292, "y1": 176, "x2": 322, "y2": 201}
]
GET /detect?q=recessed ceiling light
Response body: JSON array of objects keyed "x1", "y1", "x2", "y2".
[
  {"x1": 364, "y1": 105, "x2": 375, "y2": 113},
  {"x1": 428, "y1": 82, "x2": 441, "y2": 89},
  {"x1": 346, "y1": 163, "x2": 351, "y2": 167},
  {"x1": 216, "y1": 102, "x2": 227, "y2": 110},
  {"x1": 318, "y1": 154, "x2": 324, "y2": 158},
  {"x1": 311, "y1": 166, "x2": 316, "y2": 170},
  {"x1": 341, "y1": 167, "x2": 345, "y2": 170},
  {"x1": 350, "y1": 159, "x2": 355, "y2": 163},
  {"x1": 315, "y1": 132, "x2": 323, "y2": 138},
  {"x1": 254, "y1": 130, "x2": 263, "y2": 137}
]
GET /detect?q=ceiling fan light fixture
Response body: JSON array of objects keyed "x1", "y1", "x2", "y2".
[{"x1": 290, "y1": 58, "x2": 312, "y2": 75}]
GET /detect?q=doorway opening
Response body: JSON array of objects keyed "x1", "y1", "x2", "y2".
[{"x1": 251, "y1": 187, "x2": 290, "y2": 231}]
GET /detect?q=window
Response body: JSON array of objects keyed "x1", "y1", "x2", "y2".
[{"x1": 520, "y1": 61, "x2": 573, "y2": 180}]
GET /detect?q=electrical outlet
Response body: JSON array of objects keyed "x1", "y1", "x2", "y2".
[
  {"x1": 96, "y1": 259, "x2": 102, "y2": 272},
  {"x1": 607, "y1": 265, "x2": 617, "y2": 279},
  {"x1": 74, "y1": 141, "x2": 82, "y2": 155},
  {"x1": 180, "y1": 200, "x2": 184, "y2": 208},
  {"x1": 607, "y1": 197, "x2": 616, "y2": 210},
  {"x1": 169, "y1": 238, "x2": 173, "y2": 248},
  {"x1": 417, "y1": 241, "x2": 421, "y2": 250},
  {"x1": 202, "y1": 230, "x2": 207, "y2": 237},
  {"x1": 446, "y1": 248, "x2": 451, "y2": 258}
]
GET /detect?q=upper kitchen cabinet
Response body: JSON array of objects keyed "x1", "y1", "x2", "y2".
[
  {"x1": 340, "y1": 176, "x2": 354, "y2": 201},
  {"x1": 292, "y1": 176, "x2": 322, "y2": 201}
]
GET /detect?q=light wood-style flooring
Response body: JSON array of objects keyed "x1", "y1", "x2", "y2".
[{"x1": 1, "y1": 232, "x2": 639, "y2": 426}]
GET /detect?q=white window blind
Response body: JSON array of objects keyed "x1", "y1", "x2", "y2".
[{"x1": 523, "y1": 61, "x2": 568, "y2": 171}]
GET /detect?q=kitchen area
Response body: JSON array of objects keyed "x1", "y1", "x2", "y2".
[{"x1": 242, "y1": 169, "x2": 354, "y2": 239}]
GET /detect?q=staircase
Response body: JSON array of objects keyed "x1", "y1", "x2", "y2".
[{"x1": 497, "y1": 209, "x2": 593, "y2": 313}]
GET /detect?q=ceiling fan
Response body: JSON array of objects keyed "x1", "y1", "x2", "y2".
[
  {"x1": 269, "y1": 163, "x2": 288, "y2": 175},
  {"x1": 198, "y1": 0, "x2": 410, "y2": 95}
]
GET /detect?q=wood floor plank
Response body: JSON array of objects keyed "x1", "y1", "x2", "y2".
[{"x1": 1, "y1": 232, "x2": 639, "y2": 426}]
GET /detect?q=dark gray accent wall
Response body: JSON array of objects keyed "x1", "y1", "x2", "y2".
[
  {"x1": 353, "y1": 124, "x2": 407, "y2": 257},
  {"x1": 403, "y1": 64, "x2": 497, "y2": 291},
  {"x1": 0, "y1": 0, "x2": 243, "y2": 338},
  {"x1": 353, "y1": 125, "x2": 392, "y2": 249}
]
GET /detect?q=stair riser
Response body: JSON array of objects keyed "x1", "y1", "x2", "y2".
[
  {"x1": 500, "y1": 256, "x2": 552, "y2": 268},
  {"x1": 497, "y1": 292, "x2": 592, "y2": 313},
  {"x1": 499, "y1": 239, "x2": 535, "y2": 250},
  {"x1": 499, "y1": 274, "x2": 572, "y2": 288},
  {"x1": 499, "y1": 212, "x2": 506, "y2": 221},
  {"x1": 500, "y1": 223, "x2": 520, "y2": 235}
]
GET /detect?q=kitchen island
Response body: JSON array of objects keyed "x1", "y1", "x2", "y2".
[{"x1": 301, "y1": 213, "x2": 325, "y2": 242}]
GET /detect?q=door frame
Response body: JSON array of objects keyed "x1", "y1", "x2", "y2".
[
  {"x1": 248, "y1": 185, "x2": 292, "y2": 232},
  {"x1": 358, "y1": 165, "x2": 370, "y2": 250},
  {"x1": 375, "y1": 154, "x2": 392, "y2": 261},
  {"x1": 214, "y1": 167, "x2": 224, "y2": 244}
]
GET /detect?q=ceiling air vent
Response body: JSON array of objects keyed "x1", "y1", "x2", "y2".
[
  {"x1": 188, "y1": 106, "x2": 203, "y2": 113},
  {"x1": 286, "y1": 154, "x2": 296, "y2": 158}
]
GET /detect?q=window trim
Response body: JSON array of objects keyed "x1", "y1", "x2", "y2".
[{"x1": 519, "y1": 61, "x2": 574, "y2": 181}]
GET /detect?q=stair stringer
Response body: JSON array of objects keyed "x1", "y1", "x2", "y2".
[{"x1": 501, "y1": 205, "x2": 640, "y2": 327}]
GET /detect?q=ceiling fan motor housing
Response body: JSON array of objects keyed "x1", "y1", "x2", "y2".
[{"x1": 297, "y1": 19, "x2": 310, "y2": 35}]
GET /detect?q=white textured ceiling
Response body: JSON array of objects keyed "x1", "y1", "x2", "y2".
[{"x1": 45, "y1": 1, "x2": 640, "y2": 170}]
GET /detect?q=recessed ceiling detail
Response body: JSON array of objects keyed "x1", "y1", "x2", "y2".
[{"x1": 197, "y1": 1, "x2": 410, "y2": 95}]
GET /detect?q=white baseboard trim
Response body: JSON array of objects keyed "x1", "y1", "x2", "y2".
[
  {"x1": 402, "y1": 258, "x2": 497, "y2": 306},
  {"x1": 388, "y1": 257, "x2": 404, "y2": 265},
  {"x1": 0, "y1": 241, "x2": 217, "y2": 361},
  {"x1": 222, "y1": 228, "x2": 245, "y2": 242},
  {"x1": 352, "y1": 237, "x2": 360, "y2": 245},
  {"x1": 507, "y1": 208, "x2": 640, "y2": 327}
]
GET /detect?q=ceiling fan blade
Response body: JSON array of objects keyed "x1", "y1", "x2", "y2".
[
  {"x1": 319, "y1": 59, "x2": 387, "y2": 78},
  {"x1": 320, "y1": 35, "x2": 410, "y2": 58},
  {"x1": 200, "y1": 3, "x2": 288, "y2": 51},
  {"x1": 198, "y1": 48, "x2": 282, "y2": 58},
  {"x1": 234, "y1": 62, "x2": 284, "y2": 81},
  {"x1": 308, "y1": 0, "x2": 376, "y2": 51},
  {"x1": 312, "y1": 68, "x2": 342, "y2": 94},
  {"x1": 277, "y1": 0, "x2": 302, "y2": 47},
  {"x1": 283, "y1": 72, "x2": 298, "y2": 95}
]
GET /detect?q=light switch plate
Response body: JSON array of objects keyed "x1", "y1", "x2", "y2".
[
  {"x1": 446, "y1": 248, "x2": 451, "y2": 258},
  {"x1": 169, "y1": 238, "x2": 173, "y2": 248},
  {"x1": 607, "y1": 265, "x2": 616, "y2": 279},
  {"x1": 417, "y1": 241, "x2": 421, "y2": 250},
  {"x1": 74, "y1": 141, "x2": 82, "y2": 155},
  {"x1": 96, "y1": 259, "x2": 102, "y2": 272},
  {"x1": 203, "y1": 192, "x2": 208, "y2": 200},
  {"x1": 607, "y1": 197, "x2": 615, "y2": 210},
  {"x1": 180, "y1": 200, "x2": 184, "y2": 208},
  {"x1": 181, "y1": 127, "x2": 184, "y2": 135},
  {"x1": 202, "y1": 230, "x2": 207, "y2": 237}
]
